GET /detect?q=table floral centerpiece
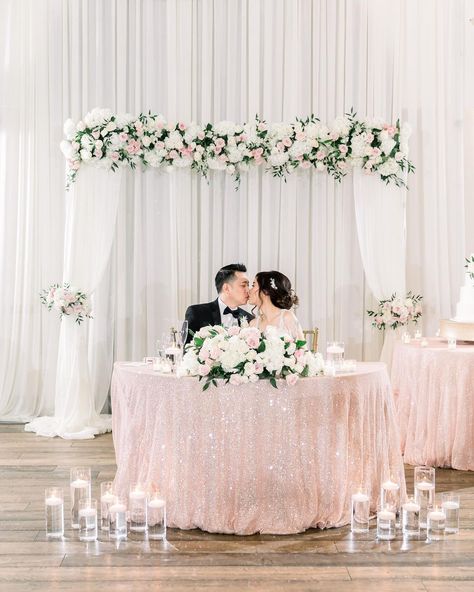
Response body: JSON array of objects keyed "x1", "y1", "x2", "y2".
[{"x1": 178, "y1": 324, "x2": 324, "y2": 390}]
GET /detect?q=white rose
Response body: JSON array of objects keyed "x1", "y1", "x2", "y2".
[
  {"x1": 80, "y1": 149, "x2": 92, "y2": 161},
  {"x1": 63, "y1": 119, "x2": 76, "y2": 140}
]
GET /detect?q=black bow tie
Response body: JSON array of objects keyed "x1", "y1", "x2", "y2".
[{"x1": 223, "y1": 306, "x2": 240, "y2": 319}]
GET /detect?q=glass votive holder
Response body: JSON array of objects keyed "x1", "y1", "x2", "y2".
[
  {"x1": 414, "y1": 329, "x2": 422, "y2": 340},
  {"x1": 45, "y1": 487, "x2": 64, "y2": 538},
  {"x1": 70, "y1": 467, "x2": 91, "y2": 529},
  {"x1": 351, "y1": 490, "x2": 370, "y2": 533},
  {"x1": 381, "y1": 478, "x2": 401, "y2": 528},
  {"x1": 147, "y1": 495, "x2": 167, "y2": 540},
  {"x1": 78, "y1": 498, "x2": 98, "y2": 542},
  {"x1": 326, "y1": 342, "x2": 344, "y2": 366},
  {"x1": 377, "y1": 507, "x2": 396, "y2": 540},
  {"x1": 448, "y1": 338, "x2": 457, "y2": 350},
  {"x1": 402, "y1": 496, "x2": 420, "y2": 537},
  {"x1": 100, "y1": 481, "x2": 115, "y2": 531},
  {"x1": 402, "y1": 332, "x2": 411, "y2": 344},
  {"x1": 427, "y1": 506, "x2": 446, "y2": 541},
  {"x1": 129, "y1": 483, "x2": 147, "y2": 532},
  {"x1": 108, "y1": 496, "x2": 128, "y2": 540},
  {"x1": 421, "y1": 338, "x2": 428, "y2": 347},
  {"x1": 441, "y1": 493, "x2": 460, "y2": 533},
  {"x1": 414, "y1": 466, "x2": 435, "y2": 528}
]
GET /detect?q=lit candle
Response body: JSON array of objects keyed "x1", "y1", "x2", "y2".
[
  {"x1": 428, "y1": 509, "x2": 445, "y2": 520},
  {"x1": 109, "y1": 503, "x2": 127, "y2": 513},
  {"x1": 71, "y1": 478, "x2": 89, "y2": 489},
  {"x1": 403, "y1": 501, "x2": 420, "y2": 512},
  {"x1": 416, "y1": 481, "x2": 435, "y2": 491},
  {"x1": 78, "y1": 507, "x2": 97, "y2": 517},
  {"x1": 351, "y1": 492, "x2": 369, "y2": 503},
  {"x1": 441, "y1": 500, "x2": 460, "y2": 510},
  {"x1": 101, "y1": 492, "x2": 115, "y2": 504},
  {"x1": 382, "y1": 480, "x2": 400, "y2": 492},
  {"x1": 326, "y1": 345, "x2": 344, "y2": 354},
  {"x1": 148, "y1": 498, "x2": 166, "y2": 509},
  {"x1": 129, "y1": 489, "x2": 146, "y2": 500},
  {"x1": 378, "y1": 509, "x2": 395, "y2": 521},
  {"x1": 45, "y1": 495, "x2": 63, "y2": 506},
  {"x1": 414, "y1": 330, "x2": 422, "y2": 339}
]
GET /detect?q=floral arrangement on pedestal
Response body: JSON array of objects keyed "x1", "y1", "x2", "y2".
[
  {"x1": 367, "y1": 292, "x2": 423, "y2": 331},
  {"x1": 61, "y1": 108, "x2": 414, "y2": 190},
  {"x1": 178, "y1": 324, "x2": 324, "y2": 390},
  {"x1": 40, "y1": 283, "x2": 92, "y2": 324},
  {"x1": 465, "y1": 254, "x2": 474, "y2": 281}
]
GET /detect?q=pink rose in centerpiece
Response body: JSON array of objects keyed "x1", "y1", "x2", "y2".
[
  {"x1": 371, "y1": 147, "x2": 381, "y2": 157},
  {"x1": 316, "y1": 150, "x2": 325, "y2": 160},
  {"x1": 257, "y1": 122, "x2": 267, "y2": 132},
  {"x1": 178, "y1": 122, "x2": 187, "y2": 131},
  {"x1": 210, "y1": 347, "x2": 221, "y2": 359},
  {"x1": 168, "y1": 150, "x2": 178, "y2": 159},
  {"x1": 282, "y1": 137, "x2": 292, "y2": 147},
  {"x1": 339, "y1": 144, "x2": 348, "y2": 154},
  {"x1": 253, "y1": 147, "x2": 264, "y2": 159},
  {"x1": 119, "y1": 132, "x2": 128, "y2": 142},
  {"x1": 300, "y1": 160, "x2": 311, "y2": 169},
  {"x1": 246, "y1": 334, "x2": 260, "y2": 349},
  {"x1": 126, "y1": 140, "x2": 141, "y2": 155},
  {"x1": 198, "y1": 364, "x2": 211, "y2": 377},
  {"x1": 286, "y1": 373, "x2": 299, "y2": 386},
  {"x1": 229, "y1": 374, "x2": 242, "y2": 385},
  {"x1": 215, "y1": 138, "x2": 226, "y2": 149},
  {"x1": 294, "y1": 348, "x2": 305, "y2": 360},
  {"x1": 254, "y1": 362, "x2": 264, "y2": 374},
  {"x1": 110, "y1": 152, "x2": 119, "y2": 161},
  {"x1": 228, "y1": 326, "x2": 240, "y2": 336}
]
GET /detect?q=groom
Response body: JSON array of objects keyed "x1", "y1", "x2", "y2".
[{"x1": 185, "y1": 263, "x2": 254, "y2": 342}]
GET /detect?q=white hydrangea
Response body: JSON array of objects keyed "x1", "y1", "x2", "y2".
[
  {"x1": 227, "y1": 148, "x2": 243, "y2": 163},
  {"x1": 165, "y1": 131, "x2": 184, "y2": 150},
  {"x1": 63, "y1": 119, "x2": 76, "y2": 140},
  {"x1": 214, "y1": 121, "x2": 237, "y2": 136},
  {"x1": 330, "y1": 117, "x2": 351, "y2": 138},
  {"x1": 144, "y1": 150, "x2": 163, "y2": 167},
  {"x1": 377, "y1": 158, "x2": 400, "y2": 177},
  {"x1": 184, "y1": 124, "x2": 201, "y2": 143},
  {"x1": 269, "y1": 122, "x2": 293, "y2": 140},
  {"x1": 268, "y1": 152, "x2": 289, "y2": 167},
  {"x1": 288, "y1": 141, "x2": 310, "y2": 159},
  {"x1": 83, "y1": 108, "x2": 112, "y2": 128}
]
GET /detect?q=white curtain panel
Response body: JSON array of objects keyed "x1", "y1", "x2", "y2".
[
  {"x1": 25, "y1": 168, "x2": 122, "y2": 438},
  {"x1": 1, "y1": 0, "x2": 473, "y2": 422}
]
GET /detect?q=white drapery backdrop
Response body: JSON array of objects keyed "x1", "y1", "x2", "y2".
[{"x1": 1, "y1": 0, "x2": 473, "y2": 422}]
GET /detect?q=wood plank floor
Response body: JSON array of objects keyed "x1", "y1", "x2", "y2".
[{"x1": 1, "y1": 423, "x2": 473, "y2": 591}]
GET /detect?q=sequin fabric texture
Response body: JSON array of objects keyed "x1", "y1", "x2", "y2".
[{"x1": 112, "y1": 362, "x2": 405, "y2": 535}]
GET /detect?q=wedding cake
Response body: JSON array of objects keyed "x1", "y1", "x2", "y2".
[
  {"x1": 453, "y1": 272, "x2": 474, "y2": 322},
  {"x1": 440, "y1": 255, "x2": 474, "y2": 341}
]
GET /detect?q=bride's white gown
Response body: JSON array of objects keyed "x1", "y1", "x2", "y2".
[{"x1": 255, "y1": 309, "x2": 304, "y2": 340}]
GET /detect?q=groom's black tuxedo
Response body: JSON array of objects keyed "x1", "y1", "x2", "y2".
[{"x1": 185, "y1": 299, "x2": 254, "y2": 344}]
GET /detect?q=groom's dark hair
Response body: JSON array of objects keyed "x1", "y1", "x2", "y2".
[{"x1": 215, "y1": 263, "x2": 247, "y2": 293}]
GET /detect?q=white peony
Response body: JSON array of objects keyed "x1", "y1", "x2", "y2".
[
  {"x1": 377, "y1": 158, "x2": 400, "y2": 177},
  {"x1": 80, "y1": 149, "x2": 92, "y2": 161},
  {"x1": 144, "y1": 150, "x2": 163, "y2": 167},
  {"x1": 214, "y1": 121, "x2": 237, "y2": 137},
  {"x1": 165, "y1": 131, "x2": 184, "y2": 150},
  {"x1": 63, "y1": 119, "x2": 76, "y2": 140},
  {"x1": 267, "y1": 152, "x2": 289, "y2": 167},
  {"x1": 269, "y1": 122, "x2": 293, "y2": 140},
  {"x1": 288, "y1": 141, "x2": 310, "y2": 158},
  {"x1": 227, "y1": 148, "x2": 243, "y2": 163}
]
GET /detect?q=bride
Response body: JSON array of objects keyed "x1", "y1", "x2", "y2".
[{"x1": 248, "y1": 271, "x2": 304, "y2": 340}]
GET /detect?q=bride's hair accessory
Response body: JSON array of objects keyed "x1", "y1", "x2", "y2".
[{"x1": 270, "y1": 277, "x2": 277, "y2": 290}]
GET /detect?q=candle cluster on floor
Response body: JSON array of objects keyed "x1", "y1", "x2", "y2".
[
  {"x1": 44, "y1": 468, "x2": 166, "y2": 542},
  {"x1": 351, "y1": 465, "x2": 460, "y2": 541}
]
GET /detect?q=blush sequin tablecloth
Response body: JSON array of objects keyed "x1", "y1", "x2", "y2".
[
  {"x1": 392, "y1": 338, "x2": 474, "y2": 471},
  {"x1": 111, "y1": 361, "x2": 405, "y2": 535}
]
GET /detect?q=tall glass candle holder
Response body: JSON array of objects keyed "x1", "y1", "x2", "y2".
[
  {"x1": 45, "y1": 487, "x2": 64, "y2": 538},
  {"x1": 326, "y1": 342, "x2": 344, "y2": 367},
  {"x1": 129, "y1": 483, "x2": 147, "y2": 532},
  {"x1": 427, "y1": 506, "x2": 446, "y2": 541},
  {"x1": 147, "y1": 494, "x2": 167, "y2": 540},
  {"x1": 108, "y1": 496, "x2": 127, "y2": 540},
  {"x1": 377, "y1": 507, "x2": 396, "y2": 541},
  {"x1": 414, "y1": 466, "x2": 435, "y2": 528},
  {"x1": 70, "y1": 467, "x2": 91, "y2": 529},
  {"x1": 441, "y1": 493, "x2": 460, "y2": 533},
  {"x1": 78, "y1": 498, "x2": 98, "y2": 542},
  {"x1": 381, "y1": 478, "x2": 401, "y2": 528},
  {"x1": 402, "y1": 496, "x2": 420, "y2": 537},
  {"x1": 100, "y1": 481, "x2": 115, "y2": 531},
  {"x1": 351, "y1": 489, "x2": 370, "y2": 533},
  {"x1": 448, "y1": 338, "x2": 457, "y2": 350}
]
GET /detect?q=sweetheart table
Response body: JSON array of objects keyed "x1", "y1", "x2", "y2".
[
  {"x1": 392, "y1": 338, "x2": 474, "y2": 471},
  {"x1": 111, "y1": 361, "x2": 405, "y2": 535}
]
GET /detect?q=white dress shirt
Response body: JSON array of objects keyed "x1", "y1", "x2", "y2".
[{"x1": 218, "y1": 297, "x2": 239, "y2": 328}]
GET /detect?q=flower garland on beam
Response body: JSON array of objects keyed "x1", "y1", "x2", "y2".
[{"x1": 61, "y1": 108, "x2": 414, "y2": 190}]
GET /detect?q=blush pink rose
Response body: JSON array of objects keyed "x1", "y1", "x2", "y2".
[
  {"x1": 92, "y1": 130, "x2": 101, "y2": 140},
  {"x1": 215, "y1": 138, "x2": 225, "y2": 148},
  {"x1": 316, "y1": 150, "x2": 325, "y2": 160},
  {"x1": 277, "y1": 141, "x2": 285, "y2": 152},
  {"x1": 178, "y1": 122, "x2": 187, "y2": 131},
  {"x1": 257, "y1": 122, "x2": 267, "y2": 132},
  {"x1": 372, "y1": 147, "x2": 381, "y2": 157},
  {"x1": 296, "y1": 132, "x2": 306, "y2": 141},
  {"x1": 300, "y1": 160, "x2": 311, "y2": 169},
  {"x1": 200, "y1": 349, "x2": 210, "y2": 361},
  {"x1": 229, "y1": 374, "x2": 242, "y2": 385},
  {"x1": 286, "y1": 373, "x2": 299, "y2": 386},
  {"x1": 126, "y1": 140, "x2": 141, "y2": 154},
  {"x1": 110, "y1": 152, "x2": 119, "y2": 161},
  {"x1": 254, "y1": 362, "x2": 264, "y2": 374},
  {"x1": 198, "y1": 364, "x2": 211, "y2": 377},
  {"x1": 168, "y1": 150, "x2": 178, "y2": 159},
  {"x1": 282, "y1": 137, "x2": 292, "y2": 147},
  {"x1": 228, "y1": 326, "x2": 240, "y2": 336},
  {"x1": 339, "y1": 144, "x2": 348, "y2": 154},
  {"x1": 253, "y1": 147, "x2": 264, "y2": 158},
  {"x1": 213, "y1": 145, "x2": 222, "y2": 154},
  {"x1": 119, "y1": 132, "x2": 129, "y2": 142},
  {"x1": 210, "y1": 347, "x2": 221, "y2": 359},
  {"x1": 246, "y1": 335, "x2": 260, "y2": 349},
  {"x1": 294, "y1": 348, "x2": 305, "y2": 359}
]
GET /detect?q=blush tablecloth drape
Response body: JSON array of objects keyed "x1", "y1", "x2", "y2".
[
  {"x1": 112, "y1": 361, "x2": 405, "y2": 535},
  {"x1": 392, "y1": 339, "x2": 474, "y2": 471}
]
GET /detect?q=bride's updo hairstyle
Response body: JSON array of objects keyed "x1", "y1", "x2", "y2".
[{"x1": 255, "y1": 271, "x2": 299, "y2": 309}]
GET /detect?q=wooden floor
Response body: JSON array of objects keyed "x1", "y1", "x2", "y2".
[{"x1": 1, "y1": 424, "x2": 474, "y2": 592}]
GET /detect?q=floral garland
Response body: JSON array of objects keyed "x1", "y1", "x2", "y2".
[
  {"x1": 178, "y1": 324, "x2": 324, "y2": 390},
  {"x1": 61, "y1": 108, "x2": 414, "y2": 190},
  {"x1": 367, "y1": 291, "x2": 422, "y2": 331},
  {"x1": 40, "y1": 283, "x2": 92, "y2": 324},
  {"x1": 465, "y1": 253, "x2": 474, "y2": 280}
]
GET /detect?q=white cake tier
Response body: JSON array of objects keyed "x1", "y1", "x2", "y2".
[{"x1": 454, "y1": 285, "x2": 474, "y2": 322}]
